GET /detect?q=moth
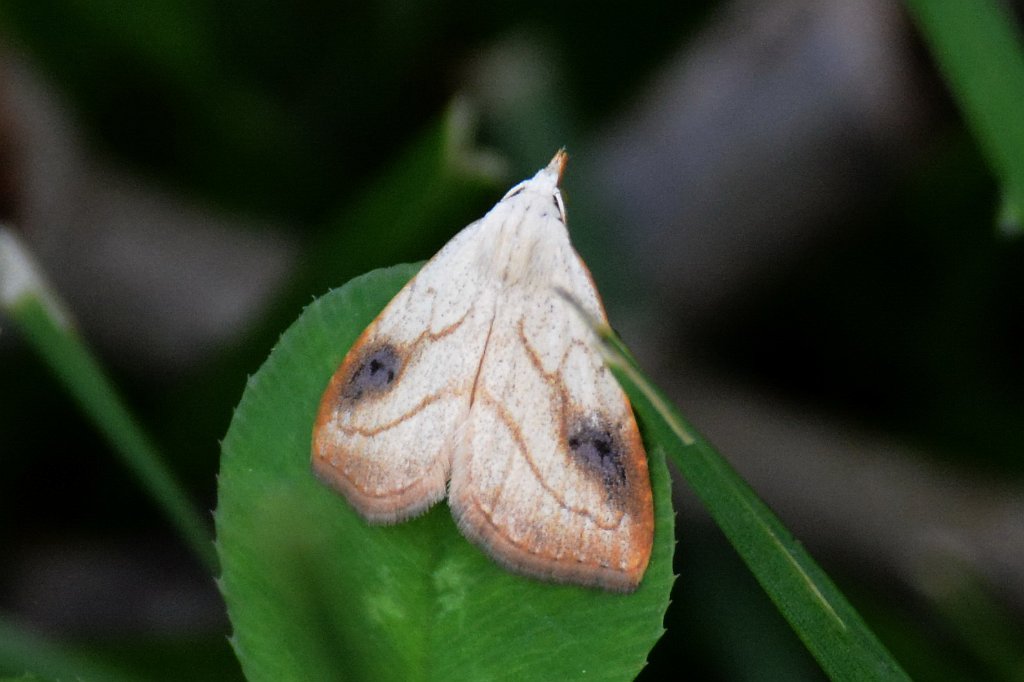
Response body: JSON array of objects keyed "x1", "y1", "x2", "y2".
[{"x1": 312, "y1": 151, "x2": 653, "y2": 591}]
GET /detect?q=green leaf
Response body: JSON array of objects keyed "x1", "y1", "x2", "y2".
[
  {"x1": 585, "y1": 318, "x2": 911, "y2": 681},
  {"x1": 215, "y1": 264, "x2": 674, "y2": 682}
]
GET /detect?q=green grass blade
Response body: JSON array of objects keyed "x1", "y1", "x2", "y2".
[
  {"x1": 0, "y1": 228, "x2": 216, "y2": 572},
  {"x1": 215, "y1": 265, "x2": 675, "y2": 681},
  {"x1": 905, "y1": 0, "x2": 1024, "y2": 230},
  {"x1": 583, "y1": 313, "x2": 910, "y2": 681}
]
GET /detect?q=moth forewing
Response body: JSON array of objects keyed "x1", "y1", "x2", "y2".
[{"x1": 312, "y1": 150, "x2": 654, "y2": 591}]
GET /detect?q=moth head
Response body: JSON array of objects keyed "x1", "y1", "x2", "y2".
[{"x1": 501, "y1": 149, "x2": 569, "y2": 222}]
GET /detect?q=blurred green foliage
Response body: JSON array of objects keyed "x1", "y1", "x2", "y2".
[
  {"x1": 0, "y1": 1, "x2": 708, "y2": 220},
  {"x1": 906, "y1": 0, "x2": 1024, "y2": 230}
]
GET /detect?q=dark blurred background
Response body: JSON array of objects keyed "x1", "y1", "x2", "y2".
[{"x1": 1, "y1": 1, "x2": 1022, "y2": 679}]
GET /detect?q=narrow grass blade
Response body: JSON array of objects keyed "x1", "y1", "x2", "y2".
[
  {"x1": 572, "y1": 301, "x2": 910, "y2": 681},
  {"x1": 0, "y1": 228, "x2": 216, "y2": 572}
]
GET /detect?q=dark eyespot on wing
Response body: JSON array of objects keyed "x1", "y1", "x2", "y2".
[
  {"x1": 342, "y1": 343, "x2": 402, "y2": 401},
  {"x1": 567, "y1": 416, "x2": 627, "y2": 496}
]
